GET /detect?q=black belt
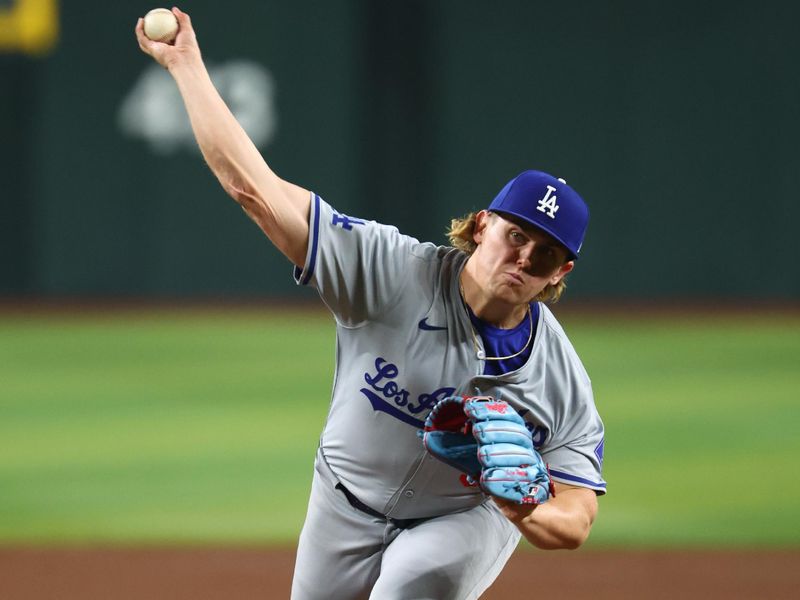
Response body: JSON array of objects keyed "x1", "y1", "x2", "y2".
[{"x1": 335, "y1": 483, "x2": 425, "y2": 530}]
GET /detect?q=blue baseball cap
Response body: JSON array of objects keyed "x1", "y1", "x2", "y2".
[{"x1": 488, "y1": 170, "x2": 589, "y2": 260}]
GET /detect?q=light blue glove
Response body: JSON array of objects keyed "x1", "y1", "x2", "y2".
[
  {"x1": 466, "y1": 397, "x2": 553, "y2": 506},
  {"x1": 421, "y1": 395, "x2": 553, "y2": 505},
  {"x1": 420, "y1": 396, "x2": 481, "y2": 479}
]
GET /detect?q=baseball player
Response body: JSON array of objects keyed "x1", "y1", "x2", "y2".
[{"x1": 137, "y1": 9, "x2": 605, "y2": 600}]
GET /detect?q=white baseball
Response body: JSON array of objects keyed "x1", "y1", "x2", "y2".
[{"x1": 143, "y1": 8, "x2": 179, "y2": 44}]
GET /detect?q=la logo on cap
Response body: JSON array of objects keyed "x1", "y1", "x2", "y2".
[
  {"x1": 537, "y1": 185, "x2": 560, "y2": 219},
  {"x1": 488, "y1": 171, "x2": 588, "y2": 260}
]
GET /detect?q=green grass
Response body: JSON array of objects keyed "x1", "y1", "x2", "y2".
[
  {"x1": 1, "y1": 308, "x2": 798, "y2": 547},
  {"x1": 0, "y1": 309, "x2": 333, "y2": 544},
  {"x1": 564, "y1": 312, "x2": 800, "y2": 548}
]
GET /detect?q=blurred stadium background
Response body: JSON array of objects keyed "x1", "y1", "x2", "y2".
[{"x1": 1, "y1": 1, "x2": 798, "y2": 598}]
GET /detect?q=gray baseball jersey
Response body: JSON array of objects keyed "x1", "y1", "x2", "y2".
[{"x1": 293, "y1": 195, "x2": 606, "y2": 520}]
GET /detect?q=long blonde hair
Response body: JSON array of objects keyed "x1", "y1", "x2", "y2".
[{"x1": 447, "y1": 212, "x2": 568, "y2": 304}]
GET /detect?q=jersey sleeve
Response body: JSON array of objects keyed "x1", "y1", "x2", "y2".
[
  {"x1": 293, "y1": 194, "x2": 419, "y2": 326},
  {"x1": 537, "y1": 318, "x2": 607, "y2": 495},
  {"x1": 541, "y1": 393, "x2": 606, "y2": 495}
]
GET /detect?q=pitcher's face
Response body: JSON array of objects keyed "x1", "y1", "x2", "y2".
[{"x1": 470, "y1": 211, "x2": 574, "y2": 306}]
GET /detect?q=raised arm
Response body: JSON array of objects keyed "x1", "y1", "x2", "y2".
[{"x1": 135, "y1": 8, "x2": 311, "y2": 267}]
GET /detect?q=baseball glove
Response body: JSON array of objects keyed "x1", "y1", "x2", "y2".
[{"x1": 421, "y1": 395, "x2": 554, "y2": 505}]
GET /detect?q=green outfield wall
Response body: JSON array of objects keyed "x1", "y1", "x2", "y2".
[{"x1": 2, "y1": 0, "x2": 798, "y2": 299}]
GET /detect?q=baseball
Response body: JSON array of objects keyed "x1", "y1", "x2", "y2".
[{"x1": 143, "y1": 8, "x2": 179, "y2": 44}]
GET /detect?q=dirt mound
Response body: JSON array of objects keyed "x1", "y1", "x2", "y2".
[{"x1": 1, "y1": 547, "x2": 797, "y2": 599}]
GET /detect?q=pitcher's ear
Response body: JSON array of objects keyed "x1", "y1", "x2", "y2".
[
  {"x1": 473, "y1": 210, "x2": 492, "y2": 244},
  {"x1": 550, "y1": 260, "x2": 574, "y2": 285}
]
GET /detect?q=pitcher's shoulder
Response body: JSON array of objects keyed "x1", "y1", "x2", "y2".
[
  {"x1": 537, "y1": 304, "x2": 591, "y2": 379},
  {"x1": 538, "y1": 304, "x2": 571, "y2": 340}
]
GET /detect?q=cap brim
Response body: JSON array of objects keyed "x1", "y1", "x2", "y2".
[{"x1": 490, "y1": 209, "x2": 580, "y2": 260}]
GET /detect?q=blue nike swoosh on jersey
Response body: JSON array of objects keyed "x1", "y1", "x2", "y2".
[{"x1": 418, "y1": 318, "x2": 447, "y2": 331}]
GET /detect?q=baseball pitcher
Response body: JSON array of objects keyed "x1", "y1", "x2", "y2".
[{"x1": 136, "y1": 9, "x2": 605, "y2": 600}]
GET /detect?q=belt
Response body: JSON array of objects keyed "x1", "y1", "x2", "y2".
[{"x1": 335, "y1": 483, "x2": 425, "y2": 530}]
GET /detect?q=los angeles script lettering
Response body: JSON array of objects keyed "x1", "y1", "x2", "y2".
[
  {"x1": 361, "y1": 357, "x2": 455, "y2": 427},
  {"x1": 360, "y1": 357, "x2": 549, "y2": 446}
]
